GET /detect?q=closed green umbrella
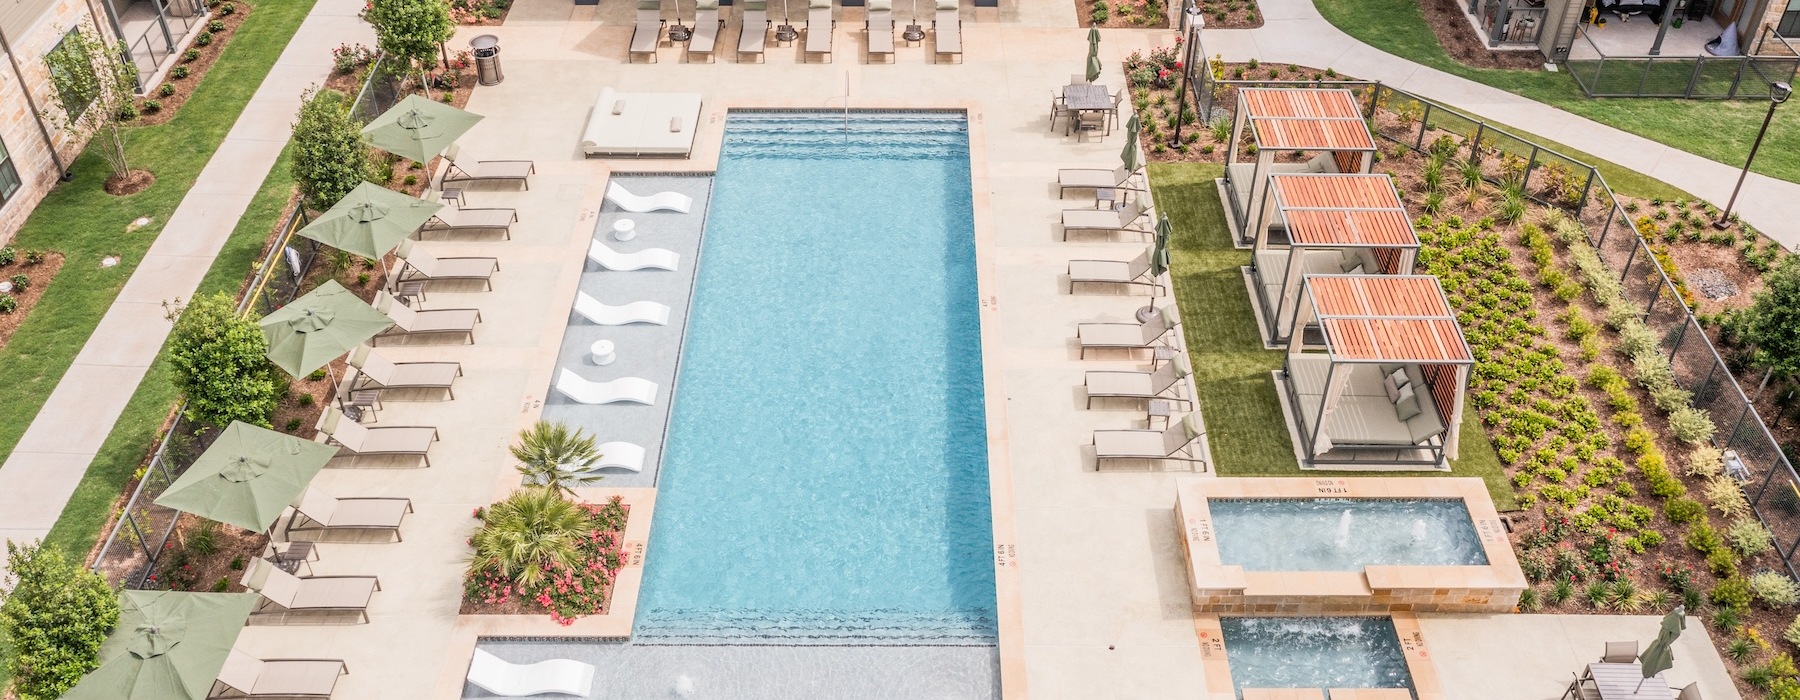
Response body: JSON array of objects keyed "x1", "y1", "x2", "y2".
[
  {"x1": 361, "y1": 94, "x2": 484, "y2": 165},
  {"x1": 1121, "y1": 113, "x2": 1143, "y2": 172},
  {"x1": 259, "y1": 280, "x2": 394, "y2": 377},
  {"x1": 1639, "y1": 605, "x2": 1686, "y2": 686},
  {"x1": 1086, "y1": 45, "x2": 1103, "y2": 83},
  {"x1": 154, "y1": 421, "x2": 338, "y2": 533},
  {"x1": 297, "y1": 182, "x2": 442, "y2": 260},
  {"x1": 62, "y1": 591, "x2": 259, "y2": 700}
]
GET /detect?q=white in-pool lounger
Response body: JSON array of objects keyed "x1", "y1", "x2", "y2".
[
  {"x1": 574, "y1": 292, "x2": 671, "y2": 326},
  {"x1": 589, "y1": 240, "x2": 680, "y2": 271},
  {"x1": 555, "y1": 368, "x2": 659, "y2": 405},
  {"x1": 466, "y1": 649, "x2": 596, "y2": 698},
  {"x1": 605, "y1": 182, "x2": 693, "y2": 213},
  {"x1": 595, "y1": 442, "x2": 647, "y2": 472},
  {"x1": 580, "y1": 87, "x2": 704, "y2": 158}
]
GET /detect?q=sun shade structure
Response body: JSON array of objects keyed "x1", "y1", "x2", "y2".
[
  {"x1": 260, "y1": 280, "x2": 395, "y2": 377},
  {"x1": 153, "y1": 421, "x2": 339, "y2": 533},
  {"x1": 1640, "y1": 606, "x2": 1687, "y2": 682},
  {"x1": 297, "y1": 182, "x2": 443, "y2": 260},
  {"x1": 1281, "y1": 274, "x2": 1473, "y2": 468},
  {"x1": 362, "y1": 94, "x2": 484, "y2": 165},
  {"x1": 1251, "y1": 173, "x2": 1420, "y2": 344},
  {"x1": 1222, "y1": 88, "x2": 1377, "y2": 244},
  {"x1": 61, "y1": 591, "x2": 259, "y2": 700},
  {"x1": 1121, "y1": 113, "x2": 1143, "y2": 172}
]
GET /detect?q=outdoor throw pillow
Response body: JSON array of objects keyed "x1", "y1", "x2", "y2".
[
  {"x1": 1395, "y1": 384, "x2": 1422, "y2": 421},
  {"x1": 1339, "y1": 250, "x2": 1363, "y2": 272},
  {"x1": 1383, "y1": 374, "x2": 1403, "y2": 403}
]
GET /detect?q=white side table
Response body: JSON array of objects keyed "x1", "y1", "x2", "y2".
[
  {"x1": 612, "y1": 219, "x2": 636, "y2": 241},
  {"x1": 590, "y1": 340, "x2": 616, "y2": 365}
]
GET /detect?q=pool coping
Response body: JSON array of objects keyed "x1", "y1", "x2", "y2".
[{"x1": 1192, "y1": 612, "x2": 1446, "y2": 700}]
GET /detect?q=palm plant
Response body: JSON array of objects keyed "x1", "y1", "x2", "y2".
[
  {"x1": 511, "y1": 420, "x2": 605, "y2": 496},
  {"x1": 468, "y1": 488, "x2": 588, "y2": 588}
]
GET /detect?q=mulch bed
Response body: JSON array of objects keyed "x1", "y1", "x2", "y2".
[
  {"x1": 106, "y1": 169, "x2": 156, "y2": 195},
  {"x1": 1419, "y1": 0, "x2": 1548, "y2": 69},
  {"x1": 149, "y1": 513, "x2": 268, "y2": 593},
  {"x1": 1077, "y1": 0, "x2": 1174, "y2": 28},
  {"x1": 0, "y1": 252, "x2": 65, "y2": 349},
  {"x1": 1129, "y1": 61, "x2": 1353, "y2": 163},
  {"x1": 451, "y1": 0, "x2": 513, "y2": 25},
  {"x1": 135, "y1": 0, "x2": 255, "y2": 125}
]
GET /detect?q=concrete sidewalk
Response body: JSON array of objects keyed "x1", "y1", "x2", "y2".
[{"x1": 0, "y1": 0, "x2": 373, "y2": 571}]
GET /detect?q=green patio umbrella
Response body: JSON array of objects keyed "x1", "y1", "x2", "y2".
[
  {"x1": 1121, "y1": 113, "x2": 1143, "y2": 172},
  {"x1": 1638, "y1": 605, "x2": 1687, "y2": 687},
  {"x1": 297, "y1": 181, "x2": 442, "y2": 260},
  {"x1": 154, "y1": 421, "x2": 338, "y2": 533},
  {"x1": 361, "y1": 94, "x2": 484, "y2": 165},
  {"x1": 1085, "y1": 34, "x2": 1103, "y2": 83},
  {"x1": 258, "y1": 280, "x2": 394, "y2": 377},
  {"x1": 62, "y1": 591, "x2": 259, "y2": 700}
]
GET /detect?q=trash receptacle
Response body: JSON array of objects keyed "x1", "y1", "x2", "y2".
[{"x1": 471, "y1": 34, "x2": 503, "y2": 86}]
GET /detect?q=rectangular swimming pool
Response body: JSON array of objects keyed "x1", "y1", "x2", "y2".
[
  {"x1": 1220, "y1": 616, "x2": 1414, "y2": 696},
  {"x1": 634, "y1": 112, "x2": 996, "y2": 644},
  {"x1": 1210, "y1": 497, "x2": 1487, "y2": 571}
]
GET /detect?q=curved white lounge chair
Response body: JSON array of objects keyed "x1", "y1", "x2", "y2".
[
  {"x1": 588, "y1": 240, "x2": 680, "y2": 272},
  {"x1": 606, "y1": 182, "x2": 693, "y2": 213},
  {"x1": 466, "y1": 648, "x2": 595, "y2": 698},
  {"x1": 595, "y1": 442, "x2": 646, "y2": 472},
  {"x1": 554, "y1": 368, "x2": 658, "y2": 405},
  {"x1": 573, "y1": 292, "x2": 671, "y2": 326}
]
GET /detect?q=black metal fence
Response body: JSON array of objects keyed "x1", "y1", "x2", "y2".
[
  {"x1": 348, "y1": 56, "x2": 406, "y2": 124},
  {"x1": 1564, "y1": 24, "x2": 1800, "y2": 98}
]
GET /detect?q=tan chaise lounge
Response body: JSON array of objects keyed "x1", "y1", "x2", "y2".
[
  {"x1": 1077, "y1": 306, "x2": 1178, "y2": 358},
  {"x1": 242, "y1": 558, "x2": 380, "y2": 624},
  {"x1": 685, "y1": 0, "x2": 724, "y2": 61},
  {"x1": 1057, "y1": 165, "x2": 1142, "y2": 197},
  {"x1": 213, "y1": 650, "x2": 347, "y2": 699},
  {"x1": 393, "y1": 240, "x2": 499, "y2": 291},
  {"x1": 285, "y1": 487, "x2": 412, "y2": 542},
  {"x1": 373, "y1": 291, "x2": 480, "y2": 345},
  {"x1": 737, "y1": 0, "x2": 770, "y2": 62},
  {"x1": 629, "y1": 0, "x2": 666, "y2": 62},
  {"x1": 1062, "y1": 199, "x2": 1151, "y2": 240},
  {"x1": 1068, "y1": 244, "x2": 1162, "y2": 295},
  {"x1": 1093, "y1": 414, "x2": 1206, "y2": 470},
  {"x1": 347, "y1": 345, "x2": 461, "y2": 399},
  {"x1": 417, "y1": 206, "x2": 515, "y2": 240},
  {"x1": 932, "y1": 0, "x2": 960, "y2": 63},
  {"x1": 316, "y1": 407, "x2": 439, "y2": 467},
  {"x1": 442, "y1": 144, "x2": 534, "y2": 190},
  {"x1": 803, "y1": 0, "x2": 833, "y2": 61},
  {"x1": 865, "y1": 0, "x2": 893, "y2": 62},
  {"x1": 1084, "y1": 355, "x2": 1191, "y2": 408}
]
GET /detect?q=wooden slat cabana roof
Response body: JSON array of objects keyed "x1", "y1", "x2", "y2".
[
  {"x1": 1240, "y1": 88, "x2": 1375, "y2": 151},
  {"x1": 1304, "y1": 275, "x2": 1472, "y2": 364},
  {"x1": 1271, "y1": 174, "x2": 1418, "y2": 248}
]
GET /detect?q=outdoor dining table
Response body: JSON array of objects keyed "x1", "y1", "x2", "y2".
[
  {"x1": 1585, "y1": 662, "x2": 1671, "y2": 700},
  {"x1": 1063, "y1": 82, "x2": 1113, "y2": 136}
]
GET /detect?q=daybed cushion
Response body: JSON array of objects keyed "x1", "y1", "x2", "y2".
[
  {"x1": 581, "y1": 87, "x2": 705, "y2": 157},
  {"x1": 1288, "y1": 356, "x2": 1446, "y2": 446}
]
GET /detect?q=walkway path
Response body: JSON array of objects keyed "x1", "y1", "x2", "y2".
[
  {"x1": 0, "y1": 0, "x2": 372, "y2": 571},
  {"x1": 1195, "y1": 0, "x2": 1800, "y2": 246}
]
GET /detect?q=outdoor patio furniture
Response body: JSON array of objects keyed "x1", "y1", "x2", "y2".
[
  {"x1": 393, "y1": 280, "x2": 427, "y2": 307},
  {"x1": 1068, "y1": 244, "x2": 1162, "y2": 295},
  {"x1": 1049, "y1": 92, "x2": 1073, "y2": 132},
  {"x1": 629, "y1": 0, "x2": 666, "y2": 63},
  {"x1": 580, "y1": 88, "x2": 704, "y2": 158},
  {"x1": 589, "y1": 239, "x2": 681, "y2": 271},
  {"x1": 213, "y1": 650, "x2": 347, "y2": 699},
  {"x1": 737, "y1": 0, "x2": 770, "y2": 62},
  {"x1": 442, "y1": 144, "x2": 535, "y2": 190},
  {"x1": 1220, "y1": 88, "x2": 1375, "y2": 243},
  {"x1": 1077, "y1": 306, "x2": 1177, "y2": 358},
  {"x1": 242, "y1": 558, "x2": 379, "y2": 625},
  {"x1": 347, "y1": 344, "x2": 462, "y2": 399},
  {"x1": 270, "y1": 541, "x2": 317, "y2": 575},
  {"x1": 1058, "y1": 166, "x2": 1141, "y2": 197},
  {"x1": 553, "y1": 368, "x2": 659, "y2": 405},
  {"x1": 932, "y1": 0, "x2": 960, "y2": 63},
  {"x1": 373, "y1": 291, "x2": 480, "y2": 345},
  {"x1": 866, "y1": 0, "x2": 893, "y2": 62},
  {"x1": 285, "y1": 486, "x2": 412, "y2": 542},
  {"x1": 1073, "y1": 110, "x2": 1107, "y2": 141},
  {"x1": 1084, "y1": 355, "x2": 1191, "y2": 408},
  {"x1": 595, "y1": 442, "x2": 647, "y2": 472},
  {"x1": 1602, "y1": 641, "x2": 1639, "y2": 663},
  {"x1": 686, "y1": 0, "x2": 724, "y2": 61},
  {"x1": 394, "y1": 240, "x2": 499, "y2": 291},
  {"x1": 1107, "y1": 89, "x2": 1127, "y2": 129},
  {"x1": 316, "y1": 407, "x2": 439, "y2": 467},
  {"x1": 417, "y1": 206, "x2": 516, "y2": 240},
  {"x1": 1061, "y1": 200, "x2": 1151, "y2": 240},
  {"x1": 1578, "y1": 662, "x2": 1670, "y2": 700},
  {"x1": 465, "y1": 649, "x2": 595, "y2": 698},
  {"x1": 1063, "y1": 82, "x2": 1112, "y2": 136},
  {"x1": 606, "y1": 181, "x2": 694, "y2": 213},
  {"x1": 342, "y1": 389, "x2": 380, "y2": 423},
  {"x1": 573, "y1": 292, "x2": 671, "y2": 326},
  {"x1": 1093, "y1": 413, "x2": 1206, "y2": 470},
  {"x1": 804, "y1": 0, "x2": 833, "y2": 61},
  {"x1": 1676, "y1": 682, "x2": 1702, "y2": 700}
]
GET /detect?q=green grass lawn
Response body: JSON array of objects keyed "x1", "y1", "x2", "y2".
[
  {"x1": 0, "y1": 0, "x2": 317, "y2": 472},
  {"x1": 1148, "y1": 162, "x2": 1518, "y2": 509},
  {"x1": 1313, "y1": 0, "x2": 1800, "y2": 186}
]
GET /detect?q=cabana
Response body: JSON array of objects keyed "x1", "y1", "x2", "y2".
[
  {"x1": 1279, "y1": 275, "x2": 1472, "y2": 469},
  {"x1": 1220, "y1": 88, "x2": 1377, "y2": 245},
  {"x1": 1250, "y1": 173, "x2": 1419, "y2": 345}
]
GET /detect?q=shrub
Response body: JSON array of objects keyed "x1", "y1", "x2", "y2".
[
  {"x1": 1617, "y1": 322, "x2": 1660, "y2": 358},
  {"x1": 208, "y1": 18, "x2": 225, "y2": 31},
  {"x1": 468, "y1": 488, "x2": 589, "y2": 588},
  {"x1": 171, "y1": 65, "x2": 189, "y2": 79},
  {"x1": 0, "y1": 247, "x2": 13, "y2": 266},
  {"x1": 1670, "y1": 407, "x2": 1716, "y2": 445},
  {"x1": 167, "y1": 293, "x2": 282, "y2": 427},
  {"x1": 183, "y1": 48, "x2": 200, "y2": 62},
  {"x1": 9, "y1": 273, "x2": 28, "y2": 292},
  {"x1": 219, "y1": 1, "x2": 235, "y2": 13},
  {"x1": 141, "y1": 99, "x2": 161, "y2": 113},
  {"x1": 1687, "y1": 445, "x2": 1724, "y2": 478},
  {"x1": 1728, "y1": 517, "x2": 1775, "y2": 558},
  {"x1": 1709, "y1": 546, "x2": 1742, "y2": 577},
  {"x1": 0, "y1": 293, "x2": 17, "y2": 313},
  {"x1": 0, "y1": 542, "x2": 120, "y2": 700},
  {"x1": 1708, "y1": 478, "x2": 1752, "y2": 518},
  {"x1": 1688, "y1": 521, "x2": 1725, "y2": 555},
  {"x1": 1713, "y1": 576, "x2": 1754, "y2": 611},
  {"x1": 22, "y1": 249, "x2": 42, "y2": 265},
  {"x1": 290, "y1": 88, "x2": 371, "y2": 210},
  {"x1": 157, "y1": 82, "x2": 174, "y2": 97},
  {"x1": 1752, "y1": 571, "x2": 1800, "y2": 607},
  {"x1": 195, "y1": 31, "x2": 212, "y2": 46},
  {"x1": 1786, "y1": 615, "x2": 1800, "y2": 647},
  {"x1": 1665, "y1": 497, "x2": 1706, "y2": 524}
]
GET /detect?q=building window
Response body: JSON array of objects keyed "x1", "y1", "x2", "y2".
[
  {"x1": 46, "y1": 29, "x2": 93, "y2": 120},
  {"x1": 0, "y1": 138, "x2": 21, "y2": 204},
  {"x1": 1781, "y1": 0, "x2": 1800, "y2": 36}
]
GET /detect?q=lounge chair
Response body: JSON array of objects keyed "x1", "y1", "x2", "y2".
[
  {"x1": 606, "y1": 181, "x2": 693, "y2": 213},
  {"x1": 1084, "y1": 355, "x2": 1191, "y2": 408},
  {"x1": 1077, "y1": 306, "x2": 1177, "y2": 358},
  {"x1": 466, "y1": 649, "x2": 596, "y2": 698},
  {"x1": 686, "y1": 0, "x2": 724, "y2": 61},
  {"x1": 589, "y1": 240, "x2": 680, "y2": 271},
  {"x1": 394, "y1": 240, "x2": 499, "y2": 291},
  {"x1": 1061, "y1": 199, "x2": 1151, "y2": 240},
  {"x1": 573, "y1": 292, "x2": 671, "y2": 326},
  {"x1": 865, "y1": 0, "x2": 893, "y2": 62},
  {"x1": 630, "y1": 0, "x2": 666, "y2": 63},
  {"x1": 804, "y1": 0, "x2": 833, "y2": 61},
  {"x1": 1676, "y1": 682, "x2": 1702, "y2": 700},
  {"x1": 284, "y1": 486, "x2": 412, "y2": 542},
  {"x1": 737, "y1": 0, "x2": 769, "y2": 62},
  {"x1": 242, "y1": 558, "x2": 379, "y2": 624},
  {"x1": 316, "y1": 407, "x2": 439, "y2": 467},
  {"x1": 1600, "y1": 641, "x2": 1638, "y2": 663},
  {"x1": 1093, "y1": 414, "x2": 1206, "y2": 470},
  {"x1": 1058, "y1": 166, "x2": 1142, "y2": 197},
  {"x1": 442, "y1": 144, "x2": 535, "y2": 190},
  {"x1": 1068, "y1": 244, "x2": 1162, "y2": 295},
  {"x1": 417, "y1": 206, "x2": 516, "y2": 240},
  {"x1": 554, "y1": 368, "x2": 658, "y2": 405},
  {"x1": 347, "y1": 344, "x2": 461, "y2": 399},
  {"x1": 373, "y1": 291, "x2": 480, "y2": 345},
  {"x1": 595, "y1": 442, "x2": 647, "y2": 472},
  {"x1": 213, "y1": 651, "x2": 347, "y2": 700},
  {"x1": 932, "y1": 0, "x2": 959, "y2": 63}
]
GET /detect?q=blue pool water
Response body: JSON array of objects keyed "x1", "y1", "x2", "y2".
[
  {"x1": 1210, "y1": 498, "x2": 1487, "y2": 571},
  {"x1": 634, "y1": 112, "x2": 996, "y2": 644},
  {"x1": 1220, "y1": 617, "x2": 1414, "y2": 696}
]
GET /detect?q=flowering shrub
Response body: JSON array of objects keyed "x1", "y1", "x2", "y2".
[{"x1": 465, "y1": 494, "x2": 628, "y2": 625}]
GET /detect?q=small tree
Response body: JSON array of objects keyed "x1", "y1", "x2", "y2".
[
  {"x1": 0, "y1": 541, "x2": 120, "y2": 700},
  {"x1": 511, "y1": 420, "x2": 606, "y2": 496},
  {"x1": 468, "y1": 488, "x2": 588, "y2": 588},
  {"x1": 364, "y1": 0, "x2": 453, "y2": 85},
  {"x1": 290, "y1": 87, "x2": 370, "y2": 210},
  {"x1": 1738, "y1": 255, "x2": 1800, "y2": 397},
  {"x1": 40, "y1": 20, "x2": 139, "y2": 182},
  {"x1": 166, "y1": 293, "x2": 282, "y2": 427}
]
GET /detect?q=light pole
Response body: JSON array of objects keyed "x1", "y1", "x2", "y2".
[
  {"x1": 1167, "y1": 6, "x2": 1203, "y2": 148},
  {"x1": 1715, "y1": 81, "x2": 1790, "y2": 229}
]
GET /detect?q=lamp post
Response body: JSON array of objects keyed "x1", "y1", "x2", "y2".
[
  {"x1": 1715, "y1": 81, "x2": 1790, "y2": 229},
  {"x1": 1167, "y1": 7, "x2": 1204, "y2": 148}
]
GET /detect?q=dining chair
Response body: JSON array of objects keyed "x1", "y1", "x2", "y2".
[{"x1": 1049, "y1": 91, "x2": 1072, "y2": 132}]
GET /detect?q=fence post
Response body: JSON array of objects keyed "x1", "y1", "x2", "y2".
[
  {"x1": 1684, "y1": 58, "x2": 1704, "y2": 98},
  {"x1": 1470, "y1": 123, "x2": 1487, "y2": 163},
  {"x1": 1729, "y1": 57, "x2": 1748, "y2": 99},
  {"x1": 1666, "y1": 319, "x2": 1687, "y2": 362},
  {"x1": 1415, "y1": 104, "x2": 1432, "y2": 151},
  {"x1": 1577, "y1": 168, "x2": 1596, "y2": 215},
  {"x1": 1637, "y1": 58, "x2": 1655, "y2": 96},
  {"x1": 1618, "y1": 237, "x2": 1638, "y2": 283}
]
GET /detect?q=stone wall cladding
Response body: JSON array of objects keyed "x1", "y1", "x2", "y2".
[{"x1": 0, "y1": 0, "x2": 106, "y2": 247}]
